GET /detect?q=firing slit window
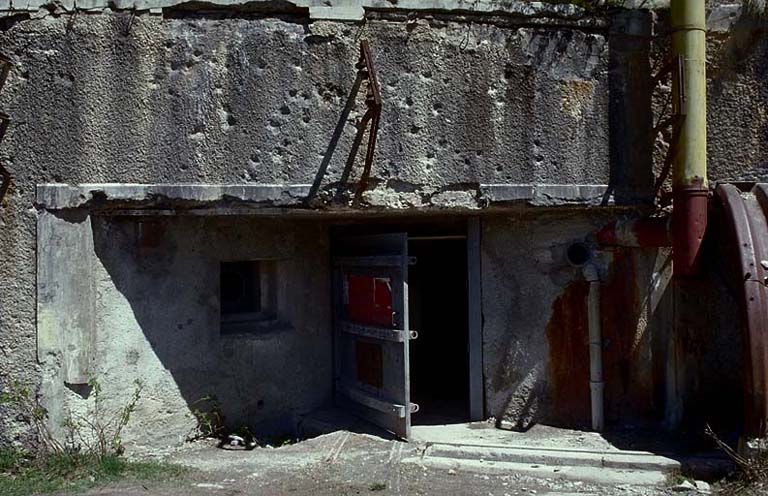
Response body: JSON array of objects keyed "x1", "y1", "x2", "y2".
[
  {"x1": 220, "y1": 260, "x2": 278, "y2": 335},
  {"x1": 221, "y1": 261, "x2": 261, "y2": 315}
]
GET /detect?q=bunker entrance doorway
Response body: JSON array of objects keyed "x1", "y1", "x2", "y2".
[
  {"x1": 331, "y1": 220, "x2": 482, "y2": 439},
  {"x1": 409, "y1": 237, "x2": 469, "y2": 425}
]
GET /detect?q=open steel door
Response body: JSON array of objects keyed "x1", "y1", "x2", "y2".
[{"x1": 332, "y1": 233, "x2": 417, "y2": 439}]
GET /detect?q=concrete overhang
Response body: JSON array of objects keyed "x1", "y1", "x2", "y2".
[
  {"x1": 0, "y1": 0, "x2": 594, "y2": 22},
  {"x1": 36, "y1": 183, "x2": 313, "y2": 211},
  {"x1": 35, "y1": 183, "x2": 637, "y2": 215}
]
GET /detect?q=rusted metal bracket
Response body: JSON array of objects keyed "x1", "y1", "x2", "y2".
[
  {"x1": 653, "y1": 113, "x2": 686, "y2": 196},
  {"x1": 672, "y1": 54, "x2": 687, "y2": 117},
  {"x1": 651, "y1": 55, "x2": 687, "y2": 197},
  {"x1": 306, "y1": 41, "x2": 382, "y2": 205},
  {"x1": 651, "y1": 56, "x2": 675, "y2": 85},
  {"x1": 352, "y1": 40, "x2": 382, "y2": 205}
]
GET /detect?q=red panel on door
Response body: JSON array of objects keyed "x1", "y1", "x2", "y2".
[
  {"x1": 346, "y1": 275, "x2": 393, "y2": 327},
  {"x1": 355, "y1": 341, "x2": 384, "y2": 389}
]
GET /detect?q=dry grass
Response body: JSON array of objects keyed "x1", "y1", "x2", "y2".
[{"x1": 707, "y1": 425, "x2": 768, "y2": 495}]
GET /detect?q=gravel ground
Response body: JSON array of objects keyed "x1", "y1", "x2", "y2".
[{"x1": 56, "y1": 431, "x2": 678, "y2": 496}]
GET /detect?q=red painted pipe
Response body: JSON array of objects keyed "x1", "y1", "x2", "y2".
[
  {"x1": 597, "y1": 217, "x2": 672, "y2": 248},
  {"x1": 672, "y1": 183, "x2": 708, "y2": 278}
]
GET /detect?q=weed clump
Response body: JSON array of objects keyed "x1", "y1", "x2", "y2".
[
  {"x1": 1, "y1": 377, "x2": 143, "y2": 458},
  {"x1": 707, "y1": 424, "x2": 768, "y2": 495},
  {"x1": 0, "y1": 377, "x2": 184, "y2": 496}
]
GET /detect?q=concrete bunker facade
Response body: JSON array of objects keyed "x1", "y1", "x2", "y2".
[{"x1": 0, "y1": 0, "x2": 765, "y2": 449}]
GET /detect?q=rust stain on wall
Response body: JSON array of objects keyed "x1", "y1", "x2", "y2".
[{"x1": 546, "y1": 281, "x2": 591, "y2": 428}]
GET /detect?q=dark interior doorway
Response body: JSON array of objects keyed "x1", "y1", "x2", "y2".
[{"x1": 408, "y1": 237, "x2": 470, "y2": 425}]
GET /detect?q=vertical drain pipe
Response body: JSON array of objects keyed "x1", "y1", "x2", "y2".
[
  {"x1": 584, "y1": 263, "x2": 604, "y2": 432},
  {"x1": 671, "y1": 0, "x2": 708, "y2": 277},
  {"x1": 568, "y1": 243, "x2": 604, "y2": 431}
]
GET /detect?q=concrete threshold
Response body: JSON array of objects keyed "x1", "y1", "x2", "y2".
[
  {"x1": 424, "y1": 442, "x2": 680, "y2": 471},
  {"x1": 405, "y1": 443, "x2": 679, "y2": 486},
  {"x1": 404, "y1": 454, "x2": 671, "y2": 486}
]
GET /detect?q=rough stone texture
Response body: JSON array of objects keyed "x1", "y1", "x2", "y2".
[
  {"x1": 706, "y1": 7, "x2": 768, "y2": 183},
  {"x1": 37, "y1": 213, "x2": 332, "y2": 448},
  {"x1": 0, "y1": 13, "x2": 609, "y2": 194}
]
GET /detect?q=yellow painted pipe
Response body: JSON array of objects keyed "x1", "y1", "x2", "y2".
[
  {"x1": 670, "y1": 0, "x2": 708, "y2": 278},
  {"x1": 670, "y1": 0, "x2": 707, "y2": 188}
]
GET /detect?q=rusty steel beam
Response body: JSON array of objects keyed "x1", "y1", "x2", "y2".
[{"x1": 716, "y1": 183, "x2": 768, "y2": 439}]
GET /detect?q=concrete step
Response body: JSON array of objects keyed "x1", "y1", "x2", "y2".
[
  {"x1": 404, "y1": 442, "x2": 683, "y2": 486},
  {"x1": 424, "y1": 443, "x2": 681, "y2": 471},
  {"x1": 404, "y1": 454, "x2": 671, "y2": 486}
]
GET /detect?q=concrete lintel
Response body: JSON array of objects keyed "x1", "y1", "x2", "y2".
[
  {"x1": 479, "y1": 184, "x2": 610, "y2": 206},
  {"x1": 361, "y1": 0, "x2": 584, "y2": 17},
  {"x1": 37, "y1": 183, "x2": 618, "y2": 211},
  {"x1": 0, "y1": 0, "x2": 587, "y2": 19},
  {"x1": 309, "y1": 2, "x2": 363, "y2": 20},
  {"x1": 0, "y1": 0, "x2": 744, "y2": 31},
  {"x1": 36, "y1": 184, "x2": 313, "y2": 210}
]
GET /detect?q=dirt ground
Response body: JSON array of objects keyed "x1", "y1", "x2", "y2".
[{"x1": 59, "y1": 431, "x2": 676, "y2": 496}]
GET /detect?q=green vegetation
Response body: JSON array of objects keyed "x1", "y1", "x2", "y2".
[
  {"x1": 188, "y1": 394, "x2": 304, "y2": 449},
  {"x1": 0, "y1": 377, "x2": 185, "y2": 495},
  {"x1": 0, "y1": 378, "x2": 144, "y2": 457},
  {"x1": 369, "y1": 482, "x2": 387, "y2": 491},
  {"x1": 0, "y1": 449, "x2": 185, "y2": 496},
  {"x1": 187, "y1": 394, "x2": 226, "y2": 442}
]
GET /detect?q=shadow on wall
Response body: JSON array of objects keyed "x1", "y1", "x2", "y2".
[
  {"x1": 89, "y1": 215, "x2": 332, "y2": 443},
  {"x1": 606, "y1": 9, "x2": 654, "y2": 206}
]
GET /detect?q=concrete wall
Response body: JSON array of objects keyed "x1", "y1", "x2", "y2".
[
  {"x1": 0, "y1": 13, "x2": 608, "y2": 201},
  {"x1": 37, "y1": 213, "x2": 332, "y2": 448},
  {"x1": 706, "y1": 6, "x2": 768, "y2": 183},
  {"x1": 481, "y1": 212, "x2": 672, "y2": 430},
  {"x1": 32, "y1": 207, "x2": 676, "y2": 446},
  {"x1": 1, "y1": 0, "x2": 767, "y2": 447},
  {"x1": 0, "y1": 6, "x2": 612, "y2": 444}
]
